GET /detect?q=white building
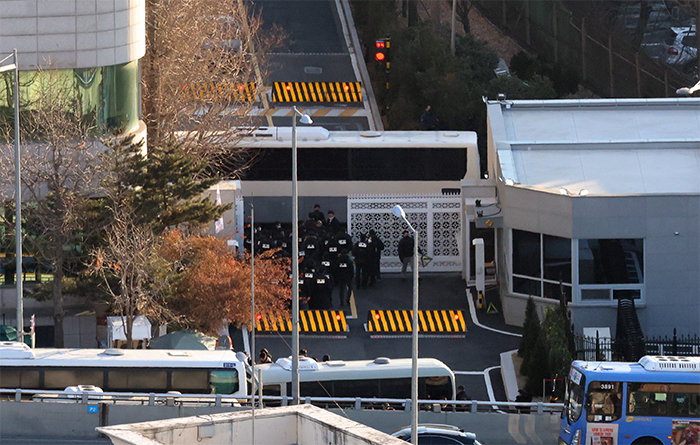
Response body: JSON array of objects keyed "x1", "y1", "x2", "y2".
[{"x1": 472, "y1": 97, "x2": 700, "y2": 338}]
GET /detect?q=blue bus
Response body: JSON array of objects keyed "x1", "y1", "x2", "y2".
[{"x1": 559, "y1": 356, "x2": 699, "y2": 445}]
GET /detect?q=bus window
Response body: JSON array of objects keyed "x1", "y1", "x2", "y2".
[
  {"x1": 425, "y1": 376, "x2": 453, "y2": 400},
  {"x1": 44, "y1": 368, "x2": 103, "y2": 389},
  {"x1": 565, "y1": 372, "x2": 585, "y2": 423},
  {"x1": 108, "y1": 369, "x2": 167, "y2": 391},
  {"x1": 333, "y1": 379, "x2": 378, "y2": 398},
  {"x1": 586, "y1": 381, "x2": 622, "y2": 422},
  {"x1": 379, "y1": 378, "x2": 411, "y2": 399},
  {"x1": 300, "y1": 380, "x2": 333, "y2": 397},
  {"x1": 628, "y1": 382, "x2": 700, "y2": 417},
  {"x1": 171, "y1": 370, "x2": 208, "y2": 393},
  {"x1": 209, "y1": 369, "x2": 239, "y2": 394},
  {"x1": 0, "y1": 368, "x2": 40, "y2": 389}
]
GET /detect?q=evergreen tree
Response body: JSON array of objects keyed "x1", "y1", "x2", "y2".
[
  {"x1": 106, "y1": 136, "x2": 231, "y2": 234},
  {"x1": 525, "y1": 330, "x2": 549, "y2": 395},
  {"x1": 519, "y1": 296, "x2": 540, "y2": 375}
]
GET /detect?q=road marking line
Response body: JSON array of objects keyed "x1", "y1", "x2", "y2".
[{"x1": 466, "y1": 289, "x2": 522, "y2": 337}]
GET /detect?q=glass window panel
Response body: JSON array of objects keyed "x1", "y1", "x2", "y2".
[
  {"x1": 171, "y1": 370, "x2": 208, "y2": 392},
  {"x1": 107, "y1": 369, "x2": 167, "y2": 391},
  {"x1": 581, "y1": 289, "x2": 610, "y2": 300},
  {"x1": 209, "y1": 370, "x2": 239, "y2": 395},
  {"x1": 425, "y1": 376, "x2": 452, "y2": 400},
  {"x1": 613, "y1": 289, "x2": 640, "y2": 300},
  {"x1": 513, "y1": 276, "x2": 541, "y2": 297},
  {"x1": 379, "y1": 378, "x2": 411, "y2": 399},
  {"x1": 579, "y1": 239, "x2": 643, "y2": 284},
  {"x1": 512, "y1": 230, "x2": 540, "y2": 278},
  {"x1": 587, "y1": 381, "x2": 622, "y2": 422},
  {"x1": 300, "y1": 380, "x2": 334, "y2": 397},
  {"x1": 625, "y1": 382, "x2": 700, "y2": 417},
  {"x1": 544, "y1": 282, "x2": 572, "y2": 302},
  {"x1": 543, "y1": 235, "x2": 571, "y2": 283},
  {"x1": 44, "y1": 369, "x2": 103, "y2": 389},
  {"x1": 0, "y1": 368, "x2": 19, "y2": 387},
  {"x1": 333, "y1": 379, "x2": 379, "y2": 398}
]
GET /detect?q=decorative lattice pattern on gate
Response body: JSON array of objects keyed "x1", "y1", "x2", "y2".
[{"x1": 347, "y1": 194, "x2": 462, "y2": 272}]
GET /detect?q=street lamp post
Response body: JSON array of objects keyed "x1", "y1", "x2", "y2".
[
  {"x1": 291, "y1": 106, "x2": 312, "y2": 405},
  {"x1": 392, "y1": 205, "x2": 419, "y2": 445},
  {"x1": 1, "y1": 49, "x2": 22, "y2": 339}
]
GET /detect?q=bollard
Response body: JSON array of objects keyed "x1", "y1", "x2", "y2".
[
  {"x1": 149, "y1": 393, "x2": 155, "y2": 406},
  {"x1": 215, "y1": 394, "x2": 222, "y2": 407},
  {"x1": 304, "y1": 396, "x2": 311, "y2": 405},
  {"x1": 404, "y1": 399, "x2": 411, "y2": 412},
  {"x1": 471, "y1": 401, "x2": 478, "y2": 413},
  {"x1": 537, "y1": 402, "x2": 543, "y2": 414},
  {"x1": 15, "y1": 389, "x2": 21, "y2": 402},
  {"x1": 355, "y1": 398, "x2": 362, "y2": 410},
  {"x1": 82, "y1": 392, "x2": 88, "y2": 404}
]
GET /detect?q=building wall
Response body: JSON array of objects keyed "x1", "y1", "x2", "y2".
[
  {"x1": 496, "y1": 184, "x2": 700, "y2": 338},
  {"x1": 0, "y1": 0, "x2": 146, "y2": 70}
]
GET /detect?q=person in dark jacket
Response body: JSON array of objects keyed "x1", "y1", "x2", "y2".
[
  {"x1": 398, "y1": 230, "x2": 416, "y2": 277},
  {"x1": 367, "y1": 229, "x2": 384, "y2": 285},
  {"x1": 308, "y1": 204, "x2": 324, "y2": 222},
  {"x1": 352, "y1": 233, "x2": 370, "y2": 289},
  {"x1": 332, "y1": 252, "x2": 354, "y2": 306},
  {"x1": 325, "y1": 210, "x2": 341, "y2": 234}
]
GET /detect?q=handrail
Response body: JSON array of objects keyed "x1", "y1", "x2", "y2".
[{"x1": 0, "y1": 388, "x2": 564, "y2": 414}]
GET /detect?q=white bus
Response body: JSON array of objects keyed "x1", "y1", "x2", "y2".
[
  {"x1": 258, "y1": 356, "x2": 456, "y2": 405},
  {"x1": 228, "y1": 127, "x2": 481, "y2": 200},
  {"x1": 0, "y1": 342, "x2": 247, "y2": 397}
]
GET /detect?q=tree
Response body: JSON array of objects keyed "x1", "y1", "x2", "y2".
[
  {"x1": 161, "y1": 230, "x2": 291, "y2": 335},
  {"x1": 105, "y1": 136, "x2": 231, "y2": 234},
  {"x1": 0, "y1": 70, "x2": 105, "y2": 347},
  {"x1": 519, "y1": 297, "x2": 540, "y2": 365},
  {"x1": 91, "y1": 205, "x2": 173, "y2": 348},
  {"x1": 540, "y1": 307, "x2": 574, "y2": 399},
  {"x1": 143, "y1": 0, "x2": 280, "y2": 171}
]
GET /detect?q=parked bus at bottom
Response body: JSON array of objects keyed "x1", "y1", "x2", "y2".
[{"x1": 559, "y1": 355, "x2": 699, "y2": 445}]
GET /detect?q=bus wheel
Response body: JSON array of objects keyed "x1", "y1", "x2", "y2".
[{"x1": 631, "y1": 438, "x2": 662, "y2": 445}]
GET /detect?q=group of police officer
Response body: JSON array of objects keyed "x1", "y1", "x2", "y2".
[{"x1": 245, "y1": 204, "x2": 384, "y2": 310}]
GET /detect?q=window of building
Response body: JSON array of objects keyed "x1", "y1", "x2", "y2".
[
  {"x1": 511, "y1": 229, "x2": 572, "y2": 301},
  {"x1": 0, "y1": 61, "x2": 140, "y2": 133},
  {"x1": 577, "y1": 239, "x2": 644, "y2": 304}
]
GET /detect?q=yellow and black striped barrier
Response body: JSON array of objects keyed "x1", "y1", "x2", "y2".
[
  {"x1": 255, "y1": 310, "x2": 348, "y2": 334},
  {"x1": 272, "y1": 81, "x2": 362, "y2": 103},
  {"x1": 182, "y1": 81, "x2": 257, "y2": 103},
  {"x1": 366, "y1": 310, "x2": 467, "y2": 335}
]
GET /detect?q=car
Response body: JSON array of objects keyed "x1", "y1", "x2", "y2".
[
  {"x1": 663, "y1": 26, "x2": 697, "y2": 76},
  {"x1": 391, "y1": 424, "x2": 483, "y2": 445}
]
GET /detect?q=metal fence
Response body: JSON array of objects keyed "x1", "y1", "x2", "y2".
[
  {"x1": 0, "y1": 388, "x2": 564, "y2": 415},
  {"x1": 474, "y1": 0, "x2": 695, "y2": 97},
  {"x1": 574, "y1": 330, "x2": 700, "y2": 361}
]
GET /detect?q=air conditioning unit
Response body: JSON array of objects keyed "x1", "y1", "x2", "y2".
[{"x1": 638, "y1": 355, "x2": 700, "y2": 372}]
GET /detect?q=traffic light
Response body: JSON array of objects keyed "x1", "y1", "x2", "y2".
[{"x1": 374, "y1": 38, "x2": 391, "y2": 69}]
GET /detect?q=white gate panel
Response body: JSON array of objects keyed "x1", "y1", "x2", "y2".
[{"x1": 347, "y1": 194, "x2": 462, "y2": 272}]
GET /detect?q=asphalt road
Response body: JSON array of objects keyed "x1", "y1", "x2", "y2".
[
  {"x1": 248, "y1": 272, "x2": 521, "y2": 402},
  {"x1": 253, "y1": 0, "x2": 372, "y2": 130}
]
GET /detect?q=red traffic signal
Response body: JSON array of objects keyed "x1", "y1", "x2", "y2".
[{"x1": 374, "y1": 38, "x2": 390, "y2": 66}]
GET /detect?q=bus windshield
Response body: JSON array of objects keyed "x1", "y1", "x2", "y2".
[{"x1": 566, "y1": 367, "x2": 585, "y2": 423}]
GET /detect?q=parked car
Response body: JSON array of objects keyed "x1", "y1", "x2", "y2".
[
  {"x1": 391, "y1": 424, "x2": 483, "y2": 444},
  {"x1": 663, "y1": 26, "x2": 697, "y2": 76}
]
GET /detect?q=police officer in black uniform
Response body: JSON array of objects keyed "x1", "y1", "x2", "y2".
[{"x1": 352, "y1": 233, "x2": 370, "y2": 289}]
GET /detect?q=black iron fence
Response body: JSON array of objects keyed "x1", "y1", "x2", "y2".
[{"x1": 574, "y1": 329, "x2": 700, "y2": 361}]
